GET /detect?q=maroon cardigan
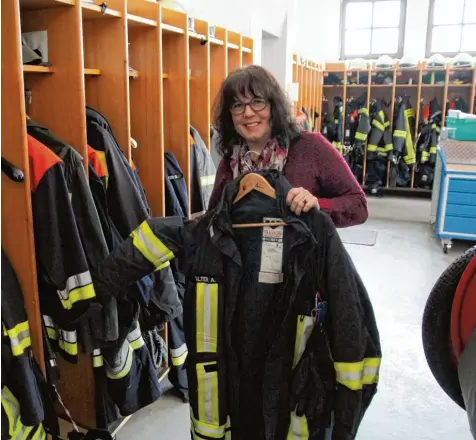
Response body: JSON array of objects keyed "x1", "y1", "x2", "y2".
[{"x1": 208, "y1": 131, "x2": 368, "y2": 228}]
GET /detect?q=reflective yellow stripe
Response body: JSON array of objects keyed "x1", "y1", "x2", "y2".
[
  {"x1": 404, "y1": 108, "x2": 415, "y2": 118},
  {"x1": 58, "y1": 329, "x2": 78, "y2": 356},
  {"x1": 58, "y1": 271, "x2": 96, "y2": 310},
  {"x1": 225, "y1": 417, "x2": 231, "y2": 440},
  {"x1": 2, "y1": 386, "x2": 20, "y2": 437},
  {"x1": 106, "y1": 342, "x2": 133, "y2": 379},
  {"x1": 393, "y1": 130, "x2": 406, "y2": 138},
  {"x1": 360, "y1": 107, "x2": 369, "y2": 115},
  {"x1": 200, "y1": 175, "x2": 216, "y2": 186},
  {"x1": 367, "y1": 144, "x2": 377, "y2": 152},
  {"x1": 372, "y1": 119, "x2": 385, "y2": 131},
  {"x1": 154, "y1": 261, "x2": 170, "y2": 272},
  {"x1": 31, "y1": 424, "x2": 46, "y2": 440},
  {"x1": 287, "y1": 412, "x2": 309, "y2": 440},
  {"x1": 421, "y1": 151, "x2": 430, "y2": 162},
  {"x1": 293, "y1": 315, "x2": 315, "y2": 368},
  {"x1": 131, "y1": 220, "x2": 174, "y2": 268},
  {"x1": 196, "y1": 363, "x2": 220, "y2": 427},
  {"x1": 196, "y1": 282, "x2": 218, "y2": 353},
  {"x1": 171, "y1": 343, "x2": 188, "y2": 366},
  {"x1": 334, "y1": 357, "x2": 381, "y2": 390},
  {"x1": 429, "y1": 146, "x2": 437, "y2": 154},
  {"x1": 93, "y1": 349, "x2": 104, "y2": 368},
  {"x1": 46, "y1": 327, "x2": 58, "y2": 340},
  {"x1": 190, "y1": 412, "x2": 225, "y2": 439},
  {"x1": 127, "y1": 325, "x2": 145, "y2": 350},
  {"x1": 4, "y1": 321, "x2": 31, "y2": 357},
  {"x1": 384, "y1": 120, "x2": 390, "y2": 128},
  {"x1": 355, "y1": 132, "x2": 367, "y2": 141},
  {"x1": 382, "y1": 143, "x2": 393, "y2": 152}
]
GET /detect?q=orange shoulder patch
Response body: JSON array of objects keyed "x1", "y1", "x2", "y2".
[{"x1": 28, "y1": 135, "x2": 62, "y2": 192}]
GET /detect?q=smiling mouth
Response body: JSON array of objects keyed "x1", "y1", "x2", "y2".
[{"x1": 244, "y1": 122, "x2": 260, "y2": 127}]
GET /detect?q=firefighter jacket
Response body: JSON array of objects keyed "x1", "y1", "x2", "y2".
[
  {"x1": 2, "y1": 250, "x2": 57, "y2": 440},
  {"x1": 367, "y1": 101, "x2": 393, "y2": 161},
  {"x1": 190, "y1": 125, "x2": 216, "y2": 218},
  {"x1": 27, "y1": 135, "x2": 96, "y2": 363},
  {"x1": 417, "y1": 99, "x2": 442, "y2": 166},
  {"x1": 86, "y1": 109, "x2": 177, "y2": 416},
  {"x1": 392, "y1": 97, "x2": 416, "y2": 166},
  {"x1": 320, "y1": 98, "x2": 331, "y2": 139},
  {"x1": 27, "y1": 120, "x2": 118, "y2": 350},
  {"x1": 91, "y1": 171, "x2": 382, "y2": 440}
]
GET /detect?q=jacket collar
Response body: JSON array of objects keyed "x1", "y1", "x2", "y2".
[{"x1": 207, "y1": 170, "x2": 317, "y2": 264}]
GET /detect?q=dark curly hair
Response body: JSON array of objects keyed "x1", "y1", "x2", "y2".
[{"x1": 213, "y1": 65, "x2": 301, "y2": 158}]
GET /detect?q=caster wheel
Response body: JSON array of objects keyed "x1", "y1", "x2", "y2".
[{"x1": 444, "y1": 244, "x2": 450, "y2": 254}]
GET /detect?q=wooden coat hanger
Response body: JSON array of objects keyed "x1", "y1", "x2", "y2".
[{"x1": 232, "y1": 173, "x2": 287, "y2": 229}]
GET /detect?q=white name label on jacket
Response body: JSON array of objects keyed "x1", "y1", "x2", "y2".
[{"x1": 260, "y1": 217, "x2": 284, "y2": 283}]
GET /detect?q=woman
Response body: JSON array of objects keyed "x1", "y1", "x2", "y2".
[{"x1": 210, "y1": 65, "x2": 368, "y2": 228}]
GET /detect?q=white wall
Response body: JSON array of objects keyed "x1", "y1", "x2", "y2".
[{"x1": 295, "y1": 0, "x2": 432, "y2": 62}]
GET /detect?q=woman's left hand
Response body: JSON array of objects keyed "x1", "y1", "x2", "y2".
[{"x1": 286, "y1": 187, "x2": 320, "y2": 216}]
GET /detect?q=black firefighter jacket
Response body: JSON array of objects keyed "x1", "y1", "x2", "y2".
[{"x1": 91, "y1": 171, "x2": 382, "y2": 440}]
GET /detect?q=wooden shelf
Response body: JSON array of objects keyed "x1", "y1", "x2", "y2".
[
  {"x1": 20, "y1": 0, "x2": 74, "y2": 9},
  {"x1": 242, "y1": 46, "x2": 252, "y2": 53},
  {"x1": 189, "y1": 31, "x2": 207, "y2": 40},
  {"x1": 84, "y1": 68, "x2": 101, "y2": 76},
  {"x1": 162, "y1": 23, "x2": 184, "y2": 34},
  {"x1": 422, "y1": 84, "x2": 445, "y2": 87},
  {"x1": 209, "y1": 37, "x2": 224, "y2": 46},
  {"x1": 395, "y1": 84, "x2": 419, "y2": 87},
  {"x1": 371, "y1": 84, "x2": 394, "y2": 88},
  {"x1": 23, "y1": 65, "x2": 54, "y2": 73},
  {"x1": 227, "y1": 42, "x2": 239, "y2": 50},
  {"x1": 323, "y1": 85, "x2": 344, "y2": 88},
  {"x1": 347, "y1": 84, "x2": 369, "y2": 88},
  {"x1": 81, "y1": 2, "x2": 122, "y2": 19},
  {"x1": 448, "y1": 84, "x2": 472, "y2": 88},
  {"x1": 127, "y1": 13, "x2": 157, "y2": 27}
]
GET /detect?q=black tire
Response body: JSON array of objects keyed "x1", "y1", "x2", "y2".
[{"x1": 422, "y1": 245, "x2": 476, "y2": 409}]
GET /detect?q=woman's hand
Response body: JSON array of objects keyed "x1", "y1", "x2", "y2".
[{"x1": 286, "y1": 187, "x2": 320, "y2": 216}]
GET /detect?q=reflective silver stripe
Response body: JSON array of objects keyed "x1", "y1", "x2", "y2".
[
  {"x1": 8, "y1": 328, "x2": 30, "y2": 350},
  {"x1": 200, "y1": 175, "x2": 215, "y2": 186},
  {"x1": 135, "y1": 228, "x2": 169, "y2": 264},
  {"x1": 57, "y1": 271, "x2": 93, "y2": 300},
  {"x1": 171, "y1": 343, "x2": 187, "y2": 358},
  {"x1": 126, "y1": 325, "x2": 141, "y2": 343},
  {"x1": 106, "y1": 341, "x2": 131, "y2": 376},
  {"x1": 203, "y1": 283, "x2": 212, "y2": 352},
  {"x1": 2, "y1": 386, "x2": 20, "y2": 437},
  {"x1": 43, "y1": 315, "x2": 55, "y2": 329},
  {"x1": 364, "y1": 366, "x2": 379, "y2": 376},
  {"x1": 204, "y1": 369, "x2": 213, "y2": 423},
  {"x1": 59, "y1": 330, "x2": 77, "y2": 344},
  {"x1": 336, "y1": 371, "x2": 362, "y2": 381},
  {"x1": 93, "y1": 349, "x2": 102, "y2": 356},
  {"x1": 209, "y1": 225, "x2": 215, "y2": 238}
]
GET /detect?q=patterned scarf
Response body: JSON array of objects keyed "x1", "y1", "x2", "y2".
[{"x1": 230, "y1": 138, "x2": 288, "y2": 179}]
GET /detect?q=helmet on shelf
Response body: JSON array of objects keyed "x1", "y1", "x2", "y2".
[
  {"x1": 399, "y1": 56, "x2": 418, "y2": 69},
  {"x1": 427, "y1": 53, "x2": 447, "y2": 68},
  {"x1": 375, "y1": 55, "x2": 393, "y2": 69},
  {"x1": 349, "y1": 58, "x2": 368, "y2": 70},
  {"x1": 451, "y1": 52, "x2": 474, "y2": 68}
]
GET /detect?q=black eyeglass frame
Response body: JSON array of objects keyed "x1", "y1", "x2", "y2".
[{"x1": 230, "y1": 98, "x2": 268, "y2": 115}]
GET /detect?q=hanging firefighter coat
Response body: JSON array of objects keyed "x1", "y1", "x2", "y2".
[
  {"x1": 392, "y1": 96, "x2": 416, "y2": 166},
  {"x1": 91, "y1": 171, "x2": 382, "y2": 440},
  {"x1": 2, "y1": 250, "x2": 59, "y2": 440}
]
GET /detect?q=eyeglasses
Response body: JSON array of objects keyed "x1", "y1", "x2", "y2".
[{"x1": 230, "y1": 97, "x2": 268, "y2": 115}]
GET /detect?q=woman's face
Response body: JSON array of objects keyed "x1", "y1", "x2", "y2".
[{"x1": 230, "y1": 91, "x2": 272, "y2": 146}]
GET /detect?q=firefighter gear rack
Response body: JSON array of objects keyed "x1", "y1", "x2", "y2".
[
  {"x1": 2, "y1": 0, "x2": 254, "y2": 434},
  {"x1": 293, "y1": 56, "x2": 476, "y2": 195}
]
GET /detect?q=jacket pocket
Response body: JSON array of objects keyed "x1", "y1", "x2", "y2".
[{"x1": 190, "y1": 361, "x2": 230, "y2": 440}]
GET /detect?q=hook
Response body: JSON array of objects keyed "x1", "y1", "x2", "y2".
[{"x1": 2, "y1": 158, "x2": 24, "y2": 183}]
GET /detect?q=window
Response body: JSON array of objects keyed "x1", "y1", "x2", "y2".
[
  {"x1": 427, "y1": 0, "x2": 476, "y2": 56},
  {"x1": 340, "y1": 0, "x2": 406, "y2": 59}
]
